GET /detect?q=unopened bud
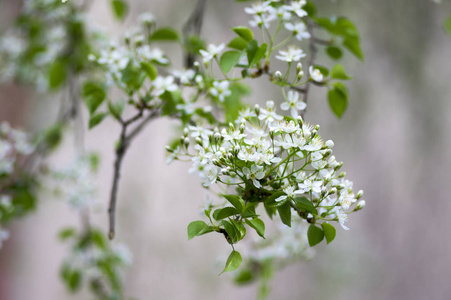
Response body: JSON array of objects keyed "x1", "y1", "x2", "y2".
[
  {"x1": 254, "y1": 104, "x2": 260, "y2": 115},
  {"x1": 193, "y1": 61, "x2": 200, "y2": 71},
  {"x1": 214, "y1": 132, "x2": 221, "y2": 140},
  {"x1": 297, "y1": 70, "x2": 304, "y2": 80},
  {"x1": 184, "y1": 137, "x2": 190, "y2": 146},
  {"x1": 195, "y1": 137, "x2": 203, "y2": 146},
  {"x1": 266, "y1": 100, "x2": 275, "y2": 109},
  {"x1": 274, "y1": 71, "x2": 283, "y2": 80},
  {"x1": 329, "y1": 187, "x2": 337, "y2": 195},
  {"x1": 356, "y1": 190, "x2": 364, "y2": 199},
  {"x1": 325, "y1": 140, "x2": 334, "y2": 148},
  {"x1": 355, "y1": 200, "x2": 366, "y2": 210},
  {"x1": 296, "y1": 62, "x2": 303, "y2": 72}
]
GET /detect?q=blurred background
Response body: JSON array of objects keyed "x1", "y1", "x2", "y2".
[{"x1": 1, "y1": 0, "x2": 451, "y2": 299}]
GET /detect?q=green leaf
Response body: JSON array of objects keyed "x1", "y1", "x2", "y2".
[
  {"x1": 187, "y1": 220, "x2": 214, "y2": 240},
  {"x1": 161, "y1": 89, "x2": 182, "y2": 116},
  {"x1": 213, "y1": 207, "x2": 240, "y2": 220},
  {"x1": 230, "y1": 219, "x2": 246, "y2": 240},
  {"x1": 151, "y1": 27, "x2": 179, "y2": 41},
  {"x1": 328, "y1": 82, "x2": 348, "y2": 119},
  {"x1": 107, "y1": 99, "x2": 125, "y2": 121},
  {"x1": 121, "y1": 62, "x2": 146, "y2": 90},
  {"x1": 264, "y1": 191, "x2": 286, "y2": 207},
  {"x1": 246, "y1": 40, "x2": 267, "y2": 67},
  {"x1": 343, "y1": 36, "x2": 364, "y2": 61},
  {"x1": 185, "y1": 34, "x2": 206, "y2": 55},
  {"x1": 245, "y1": 218, "x2": 265, "y2": 238},
  {"x1": 326, "y1": 46, "x2": 343, "y2": 60},
  {"x1": 68, "y1": 270, "x2": 82, "y2": 292},
  {"x1": 227, "y1": 36, "x2": 248, "y2": 51},
  {"x1": 223, "y1": 82, "x2": 249, "y2": 122},
  {"x1": 83, "y1": 82, "x2": 106, "y2": 115},
  {"x1": 221, "y1": 220, "x2": 239, "y2": 243},
  {"x1": 219, "y1": 250, "x2": 242, "y2": 275},
  {"x1": 140, "y1": 62, "x2": 158, "y2": 80},
  {"x1": 277, "y1": 201, "x2": 292, "y2": 227},
  {"x1": 222, "y1": 194, "x2": 244, "y2": 212},
  {"x1": 293, "y1": 197, "x2": 315, "y2": 213},
  {"x1": 48, "y1": 60, "x2": 67, "y2": 90},
  {"x1": 58, "y1": 228, "x2": 76, "y2": 241},
  {"x1": 331, "y1": 64, "x2": 352, "y2": 80},
  {"x1": 321, "y1": 223, "x2": 336, "y2": 244},
  {"x1": 232, "y1": 26, "x2": 254, "y2": 42},
  {"x1": 304, "y1": 1, "x2": 316, "y2": 17},
  {"x1": 313, "y1": 64, "x2": 329, "y2": 77},
  {"x1": 307, "y1": 225, "x2": 324, "y2": 247},
  {"x1": 111, "y1": 0, "x2": 128, "y2": 21},
  {"x1": 444, "y1": 16, "x2": 451, "y2": 35},
  {"x1": 88, "y1": 113, "x2": 107, "y2": 129},
  {"x1": 219, "y1": 51, "x2": 242, "y2": 74}
]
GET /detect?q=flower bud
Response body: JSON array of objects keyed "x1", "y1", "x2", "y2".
[
  {"x1": 184, "y1": 137, "x2": 190, "y2": 146},
  {"x1": 296, "y1": 62, "x2": 303, "y2": 73},
  {"x1": 195, "y1": 137, "x2": 203, "y2": 146},
  {"x1": 254, "y1": 104, "x2": 260, "y2": 115},
  {"x1": 338, "y1": 171, "x2": 346, "y2": 178},
  {"x1": 314, "y1": 124, "x2": 320, "y2": 131},
  {"x1": 325, "y1": 140, "x2": 334, "y2": 148},
  {"x1": 355, "y1": 200, "x2": 366, "y2": 210},
  {"x1": 329, "y1": 187, "x2": 337, "y2": 195},
  {"x1": 214, "y1": 132, "x2": 221, "y2": 140},
  {"x1": 266, "y1": 100, "x2": 275, "y2": 109},
  {"x1": 297, "y1": 116, "x2": 303, "y2": 126},
  {"x1": 297, "y1": 70, "x2": 304, "y2": 80},
  {"x1": 356, "y1": 190, "x2": 364, "y2": 200},
  {"x1": 274, "y1": 71, "x2": 283, "y2": 80},
  {"x1": 193, "y1": 61, "x2": 200, "y2": 71}
]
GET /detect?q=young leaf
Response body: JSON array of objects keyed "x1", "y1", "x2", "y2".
[
  {"x1": 326, "y1": 46, "x2": 343, "y2": 60},
  {"x1": 245, "y1": 218, "x2": 265, "y2": 238},
  {"x1": 221, "y1": 194, "x2": 244, "y2": 212},
  {"x1": 187, "y1": 220, "x2": 214, "y2": 240},
  {"x1": 247, "y1": 40, "x2": 267, "y2": 67},
  {"x1": 445, "y1": 16, "x2": 451, "y2": 35},
  {"x1": 213, "y1": 207, "x2": 240, "y2": 220},
  {"x1": 277, "y1": 201, "x2": 292, "y2": 227},
  {"x1": 151, "y1": 28, "x2": 179, "y2": 41},
  {"x1": 328, "y1": 82, "x2": 348, "y2": 118},
  {"x1": 140, "y1": 62, "x2": 158, "y2": 80},
  {"x1": 219, "y1": 51, "x2": 242, "y2": 74},
  {"x1": 88, "y1": 113, "x2": 107, "y2": 129},
  {"x1": 227, "y1": 36, "x2": 248, "y2": 51},
  {"x1": 307, "y1": 224, "x2": 324, "y2": 247},
  {"x1": 219, "y1": 250, "x2": 242, "y2": 275},
  {"x1": 293, "y1": 197, "x2": 315, "y2": 213},
  {"x1": 331, "y1": 64, "x2": 352, "y2": 80},
  {"x1": 232, "y1": 26, "x2": 254, "y2": 42},
  {"x1": 221, "y1": 220, "x2": 239, "y2": 243},
  {"x1": 111, "y1": 0, "x2": 128, "y2": 21},
  {"x1": 321, "y1": 223, "x2": 336, "y2": 244},
  {"x1": 48, "y1": 60, "x2": 67, "y2": 90},
  {"x1": 58, "y1": 228, "x2": 76, "y2": 241},
  {"x1": 83, "y1": 82, "x2": 106, "y2": 115},
  {"x1": 108, "y1": 99, "x2": 125, "y2": 121},
  {"x1": 343, "y1": 36, "x2": 364, "y2": 61}
]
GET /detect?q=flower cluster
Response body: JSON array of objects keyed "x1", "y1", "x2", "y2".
[
  {"x1": 178, "y1": 100, "x2": 364, "y2": 234},
  {"x1": 0, "y1": 0, "x2": 94, "y2": 90},
  {"x1": 60, "y1": 227, "x2": 132, "y2": 296},
  {"x1": 51, "y1": 154, "x2": 99, "y2": 210}
]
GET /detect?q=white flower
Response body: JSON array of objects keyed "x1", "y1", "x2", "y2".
[
  {"x1": 249, "y1": 14, "x2": 275, "y2": 28},
  {"x1": 309, "y1": 66, "x2": 324, "y2": 82},
  {"x1": 275, "y1": 185, "x2": 303, "y2": 202},
  {"x1": 209, "y1": 81, "x2": 231, "y2": 102},
  {"x1": 333, "y1": 207, "x2": 350, "y2": 230},
  {"x1": 173, "y1": 69, "x2": 195, "y2": 85},
  {"x1": 222, "y1": 129, "x2": 246, "y2": 141},
  {"x1": 280, "y1": 91, "x2": 306, "y2": 118},
  {"x1": 275, "y1": 46, "x2": 306, "y2": 62},
  {"x1": 286, "y1": 0, "x2": 308, "y2": 18},
  {"x1": 285, "y1": 22, "x2": 311, "y2": 41},
  {"x1": 244, "y1": 2, "x2": 271, "y2": 15},
  {"x1": 153, "y1": 76, "x2": 178, "y2": 96},
  {"x1": 298, "y1": 179, "x2": 322, "y2": 194},
  {"x1": 268, "y1": 6, "x2": 291, "y2": 21},
  {"x1": 138, "y1": 12, "x2": 155, "y2": 25},
  {"x1": 199, "y1": 43, "x2": 225, "y2": 63},
  {"x1": 137, "y1": 46, "x2": 169, "y2": 64},
  {"x1": 242, "y1": 165, "x2": 265, "y2": 188}
]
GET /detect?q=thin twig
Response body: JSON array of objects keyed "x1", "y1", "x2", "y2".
[
  {"x1": 108, "y1": 108, "x2": 159, "y2": 239},
  {"x1": 182, "y1": 0, "x2": 207, "y2": 68},
  {"x1": 300, "y1": 18, "x2": 318, "y2": 118}
]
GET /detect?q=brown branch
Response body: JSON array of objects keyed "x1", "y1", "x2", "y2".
[
  {"x1": 108, "y1": 108, "x2": 160, "y2": 240},
  {"x1": 300, "y1": 18, "x2": 318, "y2": 118},
  {"x1": 182, "y1": 0, "x2": 207, "y2": 68}
]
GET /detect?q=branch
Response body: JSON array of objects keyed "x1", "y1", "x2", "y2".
[
  {"x1": 108, "y1": 108, "x2": 159, "y2": 240},
  {"x1": 182, "y1": 0, "x2": 207, "y2": 68},
  {"x1": 300, "y1": 18, "x2": 318, "y2": 118}
]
